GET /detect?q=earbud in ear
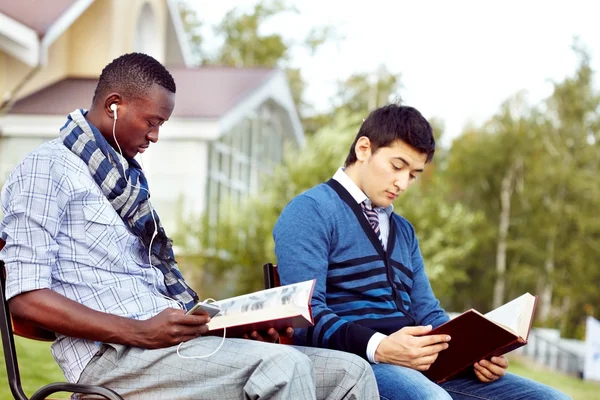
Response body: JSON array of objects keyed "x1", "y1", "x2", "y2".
[{"x1": 110, "y1": 103, "x2": 118, "y2": 120}]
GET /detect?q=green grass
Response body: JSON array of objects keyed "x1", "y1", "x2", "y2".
[
  {"x1": 507, "y1": 355, "x2": 600, "y2": 400},
  {"x1": 0, "y1": 338, "x2": 69, "y2": 400},
  {"x1": 1, "y1": 338, "x2": 599, "y2": 399}
]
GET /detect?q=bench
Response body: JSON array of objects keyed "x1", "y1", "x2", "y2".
[{"x1": 0, "y1": 238, "x2": 123, "y2": 400}]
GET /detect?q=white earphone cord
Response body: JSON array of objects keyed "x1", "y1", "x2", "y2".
[
  {"x1": 176, "y1": 298, "x2": 226, "y2": 359},
  {"x1": 112, "y1": 109, "x2": 173, "y2": 305},
  {"x1": 112, "y1": 108, "x2": 226, "y2": 359}
]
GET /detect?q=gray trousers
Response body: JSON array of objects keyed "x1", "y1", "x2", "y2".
[{"x1": 77, "y1": 337, "x2": 379, "y2": 399}]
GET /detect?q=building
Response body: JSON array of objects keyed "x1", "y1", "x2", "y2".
[{"x1": 0, "y1": 0, "x2": 303, "y2": 235}]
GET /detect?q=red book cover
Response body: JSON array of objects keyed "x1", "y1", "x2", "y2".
[{"x1": 423, "y1": 294, "x2": 538, "y2": 383}]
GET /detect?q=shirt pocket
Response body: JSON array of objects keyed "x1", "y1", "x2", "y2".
[
  {"x1": 82, "y1": 202, "x2": 124, "y2": 266},
  {"x1": 81, "y1": 202, "x2": 147, "y2": 272},
  {"x1": 82, "y1": 203, "x2": 119, "y2": 226}
]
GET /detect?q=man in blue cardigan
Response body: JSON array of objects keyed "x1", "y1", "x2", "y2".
[{"x1": 273, "y1": 104, "x2": 570, "y2": 400}]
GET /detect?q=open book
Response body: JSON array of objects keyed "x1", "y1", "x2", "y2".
[
  {"x1": 423, "y1": 293, "x2": 538, "y2": 383},
  {"x1": 202, "y1": 279, "x2": 316, "y2": 337}
]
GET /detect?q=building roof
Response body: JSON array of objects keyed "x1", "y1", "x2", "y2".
[
  {"x1": 0, "y1": 0, "x2": 78, "y2": 36},
  {"x1": 0, "y1": 0, "x2": 94, "y2": 66},
  {"x1": 8, "y1": 67, "x2": 277, "y2": 118},
  {"x1": 8, "y1": 78, "x2": 96, "y2": 115},
  {"x1": 169, "y1": 67, "x2": 276, "y2": 118},
  {"x1": 0, "y1": 0, "x2": 191, "y2": 67}
]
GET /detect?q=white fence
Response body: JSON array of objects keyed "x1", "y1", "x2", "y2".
[{"x1": 516, "y1": 328, "x2": 585, "y2": 377}]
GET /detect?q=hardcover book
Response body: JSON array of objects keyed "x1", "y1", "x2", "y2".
[
  {"x1": 423, "y1": 293, "x2": 538, "y2": 383},
  {"x1": 200, "y1": 279, "x2": 316, "y2": 337}
]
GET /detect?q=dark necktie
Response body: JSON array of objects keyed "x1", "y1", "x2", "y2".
[{"x1": 361, "y1": 201, "x2": 383, "y2": 246}]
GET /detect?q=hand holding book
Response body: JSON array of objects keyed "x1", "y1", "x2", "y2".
[
  {"x1": 187, "y1": 302, "x2": 294, "y2": 342},
  {"x1": 375, "y1": 325, "x2": 451, "y2": 370},
  {"x1": 473, "y1": 355, "x2": 508, "y2": 383},
  {"x1": 242, "y1": 326, "x2": 295, "y2": 343},
  {"x1": 187, "y1": 279, "x2": 316, "y2": 338},
  {"x1": 423, "y1": 292, "x2": 537, "y2": 383}
]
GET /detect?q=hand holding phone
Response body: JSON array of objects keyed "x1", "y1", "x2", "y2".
[{"x1": 186, "y1": 302, "x2": 221, "y2": 317}]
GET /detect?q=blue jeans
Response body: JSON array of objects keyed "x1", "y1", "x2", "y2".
[{"x1": 372, "y1": 363, "x2": 572, "y2": 400}]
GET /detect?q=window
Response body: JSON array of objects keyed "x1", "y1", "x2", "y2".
[{"x1": 204, "y1": 103, "x2": 296, "y2": 247}]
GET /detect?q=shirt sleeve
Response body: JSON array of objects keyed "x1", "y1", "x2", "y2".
[
  {"x1": 273, "y1": 194, "x2": 379, "y2": 359},
  {"x1": 0, "y1": 154, "x2": 65, "y2": 300},
  {"x1": 366, "y1": 332, "x2": 387, "y2": 363}
]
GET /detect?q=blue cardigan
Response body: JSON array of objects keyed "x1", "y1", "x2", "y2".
[{"x1": 273, "y1": 179, "x2": 449, "y2": 359}]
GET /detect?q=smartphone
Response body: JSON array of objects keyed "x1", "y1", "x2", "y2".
[{"x1": 186, "y1": 302, "x2": 221, "y2": 317}]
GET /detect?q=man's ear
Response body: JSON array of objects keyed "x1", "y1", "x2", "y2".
[
  {"x1": 354, "y1": 136, "x2": 372, "y2": 162},
  {"x1": 104, "y1": 93, "x2": 122, "y2": 118}
]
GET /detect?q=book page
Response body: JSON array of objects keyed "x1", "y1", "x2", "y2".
[
  {"x1": 212, "y1": 279, "x2": 314, "y2": 318},
  {"x1": 484, "y1": 293, "x2": 536, "y2": 338},
  {"x1": 516, "y1": 294, "x2": 537, "y2": 339},
  {"x1": 204, "y1": 279, "x2": 316, "y2": 333}
]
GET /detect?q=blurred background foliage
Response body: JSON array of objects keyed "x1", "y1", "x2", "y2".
[{"x1": 174, "y1": 0, "x2": 599, "y2": 340}]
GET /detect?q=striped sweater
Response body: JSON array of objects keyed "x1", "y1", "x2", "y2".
[{"x1": 273, "y1": 179, "x2": 449, "y2": 359}]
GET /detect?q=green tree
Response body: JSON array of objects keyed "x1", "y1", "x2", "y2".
[
  {"x1": 180, "y1": 111, "x2": 483, "y2": 308},
  {"x1": 335, "y1": 65, "x2": 402, "y2": 114},
  {"x1": 304, "y1": 66, "x2": 403, "y2": 136},
  {"x1": 443, "y1": 95, "x2": 532, "y2": 311},
  {"x1": 527, "y1": 43, "x2": 600, "y2": 337},
  {"x1": 178, "y1": 0, "x2": 339, "y2": 117},
  {"x1": 178, "y1": 1, "x2": 204, "y2": 65},
  {"x1": 180, "y1": 111, "x2": 361, "y2": 298},
  {"x1": 444, "y1": 43, "x2": 600, "y2": 337},
  {"x1": 398, "y1": 151, "x2": 485, "y2": 306},
  {"x1": 209, "y1": 0, "x2": 294, "y2": 67}
]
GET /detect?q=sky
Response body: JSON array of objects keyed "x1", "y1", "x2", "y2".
[{"x1": 193, "y1": 0, "x2": 600, "y2": 145}]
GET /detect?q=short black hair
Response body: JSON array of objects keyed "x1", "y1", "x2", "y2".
[
  {"x1": 344, "y1": 104, "x2": 435, "y2": 166},
  {"x1": 93, "y1": 53, "x2": 176, "y2": 104}
]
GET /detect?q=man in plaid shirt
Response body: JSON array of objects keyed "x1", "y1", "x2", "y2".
[{"x1": 0, "y1": 53, "x2": 378, "y2": 400}]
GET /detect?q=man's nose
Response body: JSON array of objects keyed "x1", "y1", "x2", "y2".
[
  {"x1": 394, "y1": 172, "x2": 409, "y2": 191},
  {"x1": 147, "y1": 129, "x2": 159, "y2": 143}
]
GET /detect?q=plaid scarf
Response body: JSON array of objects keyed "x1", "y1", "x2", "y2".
[{"x1": 60, "y1": 109, "x2": 199, "y2": 310}]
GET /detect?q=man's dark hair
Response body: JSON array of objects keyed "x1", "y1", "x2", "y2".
[
  {"x1": 93, "y1": 53, "x2": 176, "y2": 104},
  {"x1": 344, "y1": 104, "x2": 436, "y2": 166}
]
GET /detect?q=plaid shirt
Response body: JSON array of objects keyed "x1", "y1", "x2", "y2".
[{"x1": 0, "y1": 139, "x2": 182, "y2": 383}]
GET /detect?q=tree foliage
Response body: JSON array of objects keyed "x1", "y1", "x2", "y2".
[
  {"x1": 209, "y1": 0, "x2": 294, "y2": 68},
  {"x1": 177, "y1": 5, "x2": 599, "y2": 338},
  {"x1": 181, "y1": 112, "x2": 483, "y2": 309},
  {"x1": 179, "y1": 0, "x2": 339, "y2": 118},
  {"x1": 179, "y1": 111, "x2": 359, "y2": 298},
  {"x1": 444, "y1": 45, "x2": 600, "y2": 336},
  {"x1": 177, "y1": 1, "x2": 204, "y2": 65},
  {"x1": 304, "y1": 65, "x2": 403, "y2": 136}
]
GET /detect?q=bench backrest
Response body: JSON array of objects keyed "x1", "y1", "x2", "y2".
[{"x1": 263, "y1": 262, "x2": 281, "y2": 290}]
